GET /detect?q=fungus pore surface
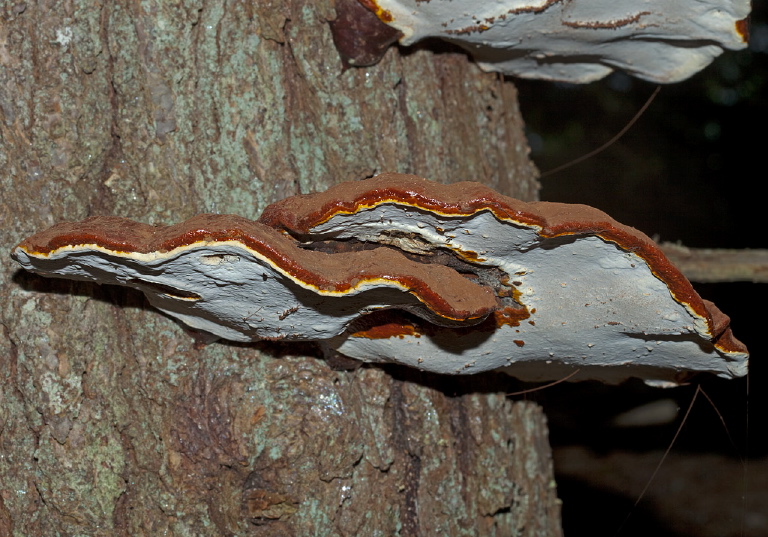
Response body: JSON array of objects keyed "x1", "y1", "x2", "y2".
[
  {"x1": 333, "y1": 0, "x2": 750, "y2": 83},
  {"x1": 12, "y1": 173, "x2": 748, "y2": 384}
]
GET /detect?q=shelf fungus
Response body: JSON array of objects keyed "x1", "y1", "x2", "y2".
[
  {"x1": 12, "y1": 174, "x2": 747, "y2": 384},
  {"x1": 333, "y1": 0, "x2": 751, "y2": 83}
]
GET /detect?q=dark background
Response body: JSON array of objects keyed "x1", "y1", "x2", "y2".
[{"x1": 513, "y1": 3, "x2": 767, "y2": 535}]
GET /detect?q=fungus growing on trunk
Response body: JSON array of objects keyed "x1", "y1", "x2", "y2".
[
  {"x1": 12, "y1": 174, "x2": 747, "y2": 384},
  {"x1": 332, "y1": 0, "x2": 751, "y2": 83}
]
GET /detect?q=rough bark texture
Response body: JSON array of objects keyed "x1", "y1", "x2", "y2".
[{"x1": 0, "y1": 1, "x2": 559, "y2": 535}]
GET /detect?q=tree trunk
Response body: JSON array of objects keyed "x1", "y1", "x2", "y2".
[{"x1": 0, "y1": 1, "x2": 560, "y2": 535}]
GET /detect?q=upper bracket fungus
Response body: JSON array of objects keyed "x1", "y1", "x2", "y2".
[
  {"x1": 12, "y1": 174, "x2": 747, "y2": 384},
  {"x1": 333, "y1": 0, "x2": 751, "y2": 83}
]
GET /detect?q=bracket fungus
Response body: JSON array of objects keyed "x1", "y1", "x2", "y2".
[
  {"x1": 12, "y1": 173, "x2": 747, "y2": 384},
  {"x1": 334, "y1": 0, "x2": 751, "y2": 83}
]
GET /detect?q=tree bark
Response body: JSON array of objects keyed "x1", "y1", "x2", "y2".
[{"x1": 0, "y1": 1, "x2": 560, "y2": 535}]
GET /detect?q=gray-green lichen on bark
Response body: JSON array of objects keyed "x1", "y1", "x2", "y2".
[{"x1": 0, "y1": 0, "x2": 558, "y2": 535}]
